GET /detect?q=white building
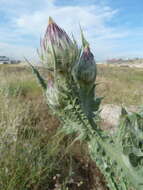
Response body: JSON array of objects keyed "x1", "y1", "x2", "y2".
[
  {"x1": 0, "y1": 56, "x2": 21, "y2": 64},
  {"x1": 0, "y1": 56, "x2": 10, "y2": 64}
]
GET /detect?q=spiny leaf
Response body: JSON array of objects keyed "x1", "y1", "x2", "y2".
[{"x1": 25, "y1": 58, "x2": 47, "y2": 90}]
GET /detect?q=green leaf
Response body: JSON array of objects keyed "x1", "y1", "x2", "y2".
[{"x1": 25, "y1": 58, "x2": 47, "y2": 90}]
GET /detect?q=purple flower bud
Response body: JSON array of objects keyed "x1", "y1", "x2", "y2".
[
  {"x1": 40, "y1": 17, "x2": 80, "y2": 72},
  {"x1": 43, "y1": 17, "x2": 72, "y2": 49},
  {"x1": 74, "y1": 46, "x2": 97, "y2": 84}
]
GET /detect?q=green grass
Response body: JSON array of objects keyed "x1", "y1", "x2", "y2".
[
  {"x1": 0, "y1": 65, "x2": 42, "y2": 97},
  {"x1": 0, "y1": 80, "x2": 41, "y2": 97}
]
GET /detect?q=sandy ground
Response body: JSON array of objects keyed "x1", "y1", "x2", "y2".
[
  {"x1": 99, "y1": 63, "x2": 143, "y2": 68},
  {"x1": 118, "y1": 63, "x2": 143, "y2": 68}
]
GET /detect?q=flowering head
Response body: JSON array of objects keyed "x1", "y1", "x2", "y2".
[
  {"x1": 40, "y1": 17, "x2": 80, "y2": 73},
  {"x1": 43, "y1": 17, "x2": 72, "y2": 50}
]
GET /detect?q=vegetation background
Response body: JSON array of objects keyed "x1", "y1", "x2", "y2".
[{"x1": 0, "y1": 64, "x2": 143, "y2": 190}]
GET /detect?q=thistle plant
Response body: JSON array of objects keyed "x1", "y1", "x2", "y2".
[{"x1": 30, "y1": 17, "x2": 143, "y2": 190}]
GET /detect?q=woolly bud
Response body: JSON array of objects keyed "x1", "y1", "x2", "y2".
[
  {"x1": 43, "y1": 17, "x2": 72, "y2": 51},
  {"x1": 41, "y1": 17, "x2": 79, "y2": 72}
]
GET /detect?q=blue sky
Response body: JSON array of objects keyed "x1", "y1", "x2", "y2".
[{"x1": 0, "y1": 0, "x2": 143, "y2": 61}]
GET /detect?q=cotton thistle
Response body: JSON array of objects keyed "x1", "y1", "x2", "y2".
[
  {"x1": 40, "y1": 17, "x2": 79, "y2": 73},
  {"x1": 30, "y1": 17, "x2": 143, "y2": 190}
]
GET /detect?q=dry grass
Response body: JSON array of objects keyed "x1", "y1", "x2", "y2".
[
  {"x1": 0, "y1": 64, "x2": 108, "y2": 190},
  {"x1": 96, "y1": 64, "x2": 143, "y2": 106},
  {"x1": 1, "y1": 64, "x2": 143, "y2": 106},
  {"x1": 1, "y1": 63, "x2": 142, "y2": 189}
]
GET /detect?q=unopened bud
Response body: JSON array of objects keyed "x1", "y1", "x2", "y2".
[
  {"x1": 73, "y1": 46, "x2": 97, "y2": 84},
  {"x1": 44, "y1": 17, "x2": 72, "y2": 50},
  {"x1": 41, "y1": 17, "x2": 79, "y2": 72}
]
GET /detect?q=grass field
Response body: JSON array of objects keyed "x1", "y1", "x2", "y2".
[
  {"x1": 1, "y1": 64, "x2": 143, "y2": 105},
  {"x1": 97, "y1": 64, "x2": 143, "y2": 106},
  {"x1": 0, "y1": 64, "x2": 108, "y2": 190},
  {"x1": 0, "y1": 64, "x2": 143, "y2": 190}
]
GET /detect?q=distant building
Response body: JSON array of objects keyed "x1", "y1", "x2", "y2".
[
  {"x1": 106, "y1": 57, "x2": 143, "y2": 65},
  {"x1": 106, "y1": 58, "x2": 123, "y2": 64},
  {"x1": 0, "y1": 56, "x2": 21, "y2": 64},
  {"x1": 0, "y1": 56, "x2": 10, "y2": 64}
]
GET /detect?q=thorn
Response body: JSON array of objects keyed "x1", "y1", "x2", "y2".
[
  {"x1": 48, "y1": 16, "x2": 54, "y2": 25},
  {"x1": 79, "y1": 25, "x2": 89, "y2": 48}
]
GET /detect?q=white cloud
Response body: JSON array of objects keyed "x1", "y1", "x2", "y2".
[
  {"x1": 1, "y1": 0, "x2": 141, "y2": 60},
  {"x1": 15, "y1": 4, "x2": 118, "y2": 37}
]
